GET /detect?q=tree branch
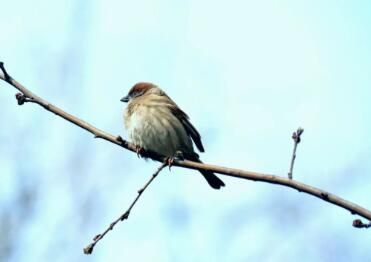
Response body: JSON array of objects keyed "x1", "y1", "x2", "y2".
[
  {"x1": 353, "y1": 219, "x2": 371, "y2": 229},
  {"x1": 288, "y1": 127, "x2": 304, "y2": 179},
  {"x1": 83, "y1": 162, "x2": 167, "y2": 254},
  {"x1": 1, "y1": 62, "x2": 370, "y2": 226}
]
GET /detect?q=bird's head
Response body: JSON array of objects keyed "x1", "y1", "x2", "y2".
[{"x1": 120, "y1": 82, "x2": 160, "y2": 103}]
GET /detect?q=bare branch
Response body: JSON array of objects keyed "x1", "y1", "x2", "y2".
[
  {"x1": 1, "y1": 62, "x2": 370, "y2": 231},
  {"x1": 288, "y1": 127, "x2": 304, "y2": 179},
  {"x1": 353, "y1": 219, "x2": 371, "y2": 229},
  {"x1": 83, "y1": 162, "x2": 167, "y2": 254}
]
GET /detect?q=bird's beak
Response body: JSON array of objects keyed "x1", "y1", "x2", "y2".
[{"x1": 120, "y1": 96, "x2": 129, "y2": 103}]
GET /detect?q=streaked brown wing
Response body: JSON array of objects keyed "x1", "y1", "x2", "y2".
[{"x1": 167, "y1": 101, "x2": 205, "y2": 153}]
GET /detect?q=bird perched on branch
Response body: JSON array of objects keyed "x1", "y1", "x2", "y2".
[{"x1": 121, "y1": 82, "x2": 225, "y2": 189}]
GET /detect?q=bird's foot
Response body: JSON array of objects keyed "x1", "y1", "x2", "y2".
[
  {"x1": 135, "y1": 145, "x2": 144, "y2": 158},
  {"x1": 166, "y1": 157, "x2": 174, "y2": 170},
  {"x1": 165, "y1": 151, "x2": 184, "y2": 171}
]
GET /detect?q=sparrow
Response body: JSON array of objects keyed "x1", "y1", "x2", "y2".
[{"x1": 121, "y1": 82, "x2": 225, "y2": 189}]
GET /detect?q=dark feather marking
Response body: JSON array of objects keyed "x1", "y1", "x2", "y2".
[{"x1": 167, "y1": 102, "x2": 205, "y2": 153}]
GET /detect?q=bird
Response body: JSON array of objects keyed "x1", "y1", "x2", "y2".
[{"x1": 121, "y1": 82, "x2": 225, "y2": 189}]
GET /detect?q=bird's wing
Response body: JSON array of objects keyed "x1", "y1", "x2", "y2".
[{"x1": 166, "y1": 100, "x2": 205, "y2": 153}]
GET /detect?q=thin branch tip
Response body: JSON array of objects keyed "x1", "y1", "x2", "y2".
[
  {"x1": 0, "y1": 62, "x2": 11, "y2": 81},
  {"x1": 288, "y1": 126, "x2": 304, "y2": 179},
  {"x1": 83, "y1": 163, "x2": 167, "y2": 254},
  {"x1": 83, "y1": 244, "x2": 94, "y2": 255},
  {"x1": 353, "y1": 219, "x2": 371, "y2": 229},
  {"x1": 292, "y1": 127, "x2": 304, "y2": 143}
]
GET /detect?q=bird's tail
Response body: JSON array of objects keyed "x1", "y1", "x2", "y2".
[
  {"x1": 201, "y1": 170, "x2": 225, "y2": 189},
  {"x1": 192, "y1": 158, "x2": 225, "y2": 189}
]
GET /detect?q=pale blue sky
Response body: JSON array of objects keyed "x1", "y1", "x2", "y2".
[{"x1": 1, "y1": 1, "x2": 371, "y2": 261}]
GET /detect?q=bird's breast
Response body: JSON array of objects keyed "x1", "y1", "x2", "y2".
[{"x1": 124, "y1": 102, "x2": 193, "y2": 157}]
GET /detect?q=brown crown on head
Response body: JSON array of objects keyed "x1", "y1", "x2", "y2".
[{"x1": 128, "y1": 82, "x2": 155, "y2": 95}]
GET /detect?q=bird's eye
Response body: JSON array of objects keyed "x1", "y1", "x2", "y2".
[{"x1": 132, "y1": 91, "x2": 143, "y2": 98}]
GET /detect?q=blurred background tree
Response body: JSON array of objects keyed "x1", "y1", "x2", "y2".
[{"x1": 1, "y1": 0, "x2": 371, "y2": 261}]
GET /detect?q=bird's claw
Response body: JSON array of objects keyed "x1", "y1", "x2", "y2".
[
  {"x1": 166, "y1": 151, "x2": 184, "y2": 171},
  {"x1": 135, "y1": 145, "x2": 144, "y2": 158},
  {"x1": 166, "y1": 157, "x2": 174, "y2": 171}
]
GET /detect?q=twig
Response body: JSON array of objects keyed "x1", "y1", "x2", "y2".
[
  {"x1": 83, "y1": 162, "x2": 167, "y2": 254},
  {"x1": 1, "y1": 62, "x2": 370, "y2": 234},
  {"x1": 353, "y1": 219, "x2": 371, "y2": 229},
  {"x1": 288, "y1": 127, "x2": 304, "y2": 179},
  {"x1": 0, "y1": 62, "x2": 10, "y2": 81}
]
